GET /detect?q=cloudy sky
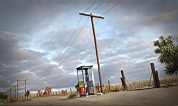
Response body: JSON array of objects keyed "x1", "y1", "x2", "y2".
[{"x1": 0, "y1": 0, "x2": 178, "y2": 95}]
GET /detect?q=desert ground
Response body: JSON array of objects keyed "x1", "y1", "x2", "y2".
[{"x1": 4, "y1": 86, "x2": 178, "y2": 106}]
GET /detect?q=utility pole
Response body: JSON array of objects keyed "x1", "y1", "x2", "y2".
[{"x1": 79, "y1": 12, "x2": 104, "y2": 93}]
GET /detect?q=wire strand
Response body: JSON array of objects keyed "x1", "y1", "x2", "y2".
[
  {"x1": 91, "y1": 0, "x2": 105, "y2": 13},
  {"x1": 43, "y1": 16, "x2": 83, "y2": 72},
  {"x1": 102, "y1": 0, "x2": 121, "y2": 15},
  {"x1": 57, "y1": 17, "x2": 90, "y2": 64},
  {"x1": 84, "y1": 0, "x2": 96, "y2": 12},
  {"x1": 41, "y1": 17, "x2": 90, "y2": 77},
  {"x1": 54, "y1": 16, "x2": 82, "y2": 62},
  {"x1": 42, "y1": 0, "x2": 97, "y2": 73},
  {"x1": 59, "y1": 19, "x2": 100, "y2": 66}
]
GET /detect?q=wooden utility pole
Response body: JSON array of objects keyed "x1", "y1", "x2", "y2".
[{"x1": 79, "y1": 12, "x2": 104, "y2": 93}]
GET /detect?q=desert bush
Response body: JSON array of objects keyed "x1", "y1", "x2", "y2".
[
  {"x1": 159, "y1": 76, "x2": 178, "y2": 85},
  {"x1": 67, "y1": 93, "x2": 78, "y2": 99},
  {"x1": 125, "y1": 76, "x2": 177, "y2": 90},
  {"x1": 127, "y1": 80, "x2": 154, "y2": 90}
]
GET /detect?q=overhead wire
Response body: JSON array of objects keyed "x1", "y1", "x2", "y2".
[
  {"x1": 57, "y1": 16, "x2": 90, "y2": 64},
  {"x1": 42, "y1": 16, "x2": 89, "y2": 75},
  {"x1": 91, "y1": 0, "x2": 105, "y2": 13},
  {"x1": 53, "y1": 16, "x2": 82, "y2": 62},
  {"x1": 59, "y1": 19, "x2": 100, "y2": 66},
  {"x1": 53, "y1": 0, "x2": 96, "y2": 63},
  {"x1": 42, "y1": 0, "x2": 97, "y2": 73},
  {"x1": 84, "y1": 0, "x2": 96, "y2": 12},
  {"x1": 102, "y1": 0, "x2": 121, "y2": 15},
  {"x1": 43, "y1": 16, "x2": 83, "y2": 73},
  {"x1": 54, "y1": 0, "x2": 96, "y2": 63}
]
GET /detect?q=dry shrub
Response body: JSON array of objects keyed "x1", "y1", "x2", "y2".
[
  {"x1": 127, "y1": 80, "x2": 153, "y2": 90},
  {"x1": 159, "y1": 76, "x2": 178, "y2": 85},
  {"x1": 67, "y1": 93, "x2": 78, "y2": 99},
  {"x1": 127, "y1": 76, "x2": 178, "y2": 90},
  {"x1": 104, "y1": 84, "x2": 122, "y2": 92}
]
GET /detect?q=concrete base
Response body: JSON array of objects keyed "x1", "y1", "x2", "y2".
[{"x1": 96, "y1": 93, "x2": 103, "y2": 95}]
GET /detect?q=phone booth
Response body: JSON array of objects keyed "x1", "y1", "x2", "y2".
[{"x1": 76, "y1": 65, "x2": 96, "y2": 97}]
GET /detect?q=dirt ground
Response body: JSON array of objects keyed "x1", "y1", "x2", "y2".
[{"x1": 5, "y1": 86, "x2": 178, "y2": 106}]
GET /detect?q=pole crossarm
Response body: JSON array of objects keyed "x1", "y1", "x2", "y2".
[{"x1": 79, "y1": 13, "x2": 104, "y2": 19}]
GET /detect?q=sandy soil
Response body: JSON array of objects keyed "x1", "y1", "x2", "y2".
[{"x1": 5, "y1": 86, "x2": 178, "y2": 106}]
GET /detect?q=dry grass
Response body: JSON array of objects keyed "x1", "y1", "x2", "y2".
[
  {"x1": 3, "y1": 76, "x2": 177, "y2": 104},
  {"x1": 102, "y1": 75, "x2": 178, "y2": 92},
  {"x1": 67, "y1": 92, "x2": 78, "y2": 99}
]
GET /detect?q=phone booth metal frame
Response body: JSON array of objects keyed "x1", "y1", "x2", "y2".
[{"x1": 76, "y1": 65, "x2": 96, "y2": 97}]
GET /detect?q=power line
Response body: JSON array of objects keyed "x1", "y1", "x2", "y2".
[
  {"x1": 57, "y1": 17, "x2": 89, "y2": 64},
  {"x1": 91, "y1": 0, "x2": 105, "y2": 13},
  {"x1": 42, "y1": 20, "x2": 100, "y2": 77},
  {"x1": 43, "y1": 16, "x2": 82, "y2": 73},
  {"x1": 53, "y1": 16, "x2": 82, "y2": 62},
  {"x1": 59, "y1": 19, "x2": 100, "y2": 66},
  {"x1": 41, "y1": 17, "x2": 90, "y2": 77},
  {"x1": 42, "y1": 1, "x2": 97, "y2": 73},
  {"x1": 102, "y1": 0, "x2": 121, "y2": 15},
  {"x1": 84, "y1": 0, "x2": 96, "y2": 12}
]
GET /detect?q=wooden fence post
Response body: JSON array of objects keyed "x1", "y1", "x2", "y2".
[
  {"x1": 121, "y1": 70, "x2": 127, "y2": 91},
  {"x1": 120, "y1": 77, "x2": 124, "y2": 90},
  {"x1": 108, "y1": 80, "x2": 110, "y2": 91},
  {"x1": 70, "y1": 88, "x2": 72, "y2": 94},
  {"x1": 155, "y1": 70, "x2": 160, "y2": 88},
  {"x1": 150, "y1": 63, "x2": 157, "y2": 87}
]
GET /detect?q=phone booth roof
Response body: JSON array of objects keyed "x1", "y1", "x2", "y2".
[{"x1": 76, "y1": 65, "x2": 93, "y2": 70}]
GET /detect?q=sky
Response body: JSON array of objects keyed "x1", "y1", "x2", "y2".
[{"x1": 0, "y1": 0, "x2": 178, "y2": 96}]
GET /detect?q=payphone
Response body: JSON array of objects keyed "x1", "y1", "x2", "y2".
[{"x1": 76, "y1": 65, "x2": 96, "y2": 97}]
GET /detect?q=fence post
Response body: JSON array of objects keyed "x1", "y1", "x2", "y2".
[
  {"x1": 120, "y1": 77, "x2": 124, "y2": 90},
  {"x1": 121, "y1": 70, "x2": 127, "y2": 91},
  {"x1": 150, "y1": 63, "x2": 157, "y2": 88},
  {"x1": 155, "y1": 70, "x2": 160, "y2": 88},
  {"x1": 108, "y1": 80, "x2": 110, "y2": 91}
]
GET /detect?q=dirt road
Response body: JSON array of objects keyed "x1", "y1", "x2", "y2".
[{"x1": 5, "y1": 86, "x2": 178, "y2": 106}]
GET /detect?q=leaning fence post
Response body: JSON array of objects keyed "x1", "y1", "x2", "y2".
[
  {"x1": 121, "y1": 70, "x2": 127, "y2": 91},
  {"x1": 155, "y1": 70, "x2": 160, "y2": 88},
  {"x1": 120, "y1": 77, "x2": 124, "y2": 90},
  {"x1": 150, "y1": 63, "x2": 157, "y2": 88}
]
